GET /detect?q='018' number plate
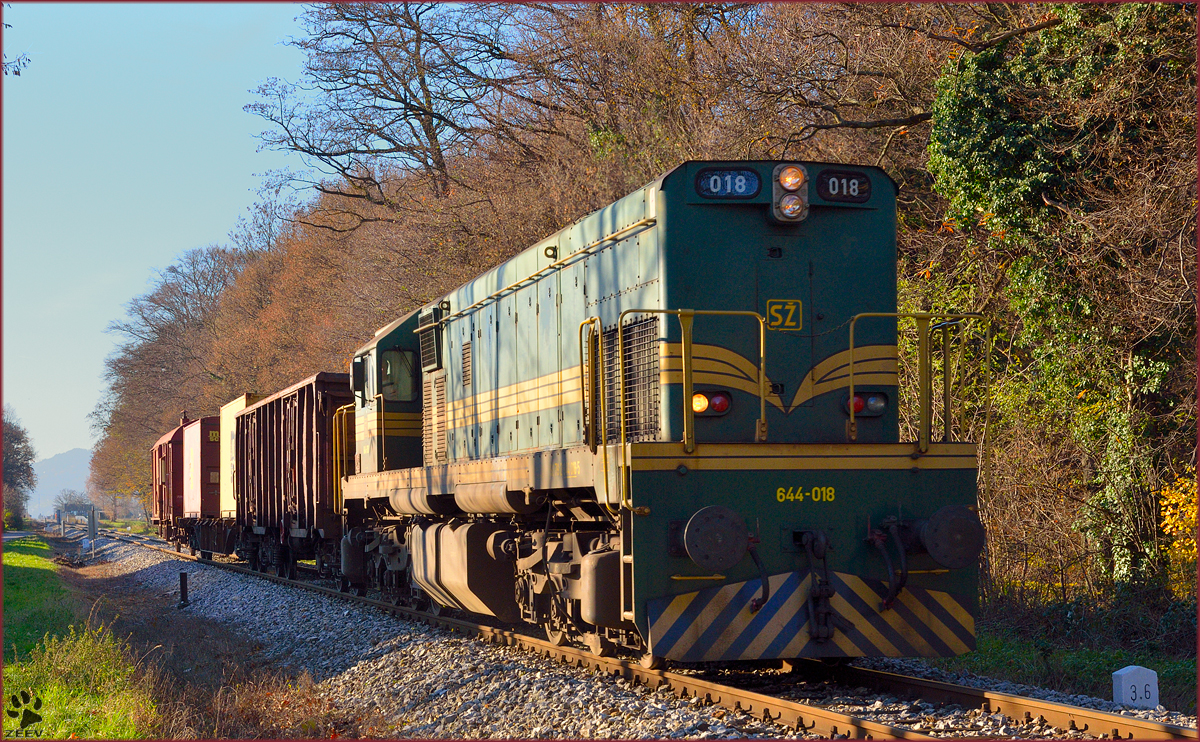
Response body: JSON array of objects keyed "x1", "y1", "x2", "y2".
[
  {"x1": 695, "y1": 168, "x2": 761, "y2": 199},
  {"x1": 816, "y1": 169, "x2": 871, "y2": 203}
]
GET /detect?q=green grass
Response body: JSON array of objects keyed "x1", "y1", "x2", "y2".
[
  {"x1": 2, "y1": 535, "x2": 162, "y2": 738},
  {"x1": 4, "y1": 625, "x2": 161, "y2": 738},
  {"x1": 928, "y1": 631, "x2": 1197, "y2": 713},
  {"x1": 99, "y1": 519, "x2": 152, "y2": 535},
  {"x1": 3, "y1": 536, "x2": 76, "y2": 662}
]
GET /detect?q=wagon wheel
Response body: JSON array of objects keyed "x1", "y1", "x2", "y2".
[{"x1": 275, "y1": 547, "x2": 290, "y2": 578}]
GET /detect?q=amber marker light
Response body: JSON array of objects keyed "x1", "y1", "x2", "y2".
[
  {"x1": 778, "y1": 165, "x2": 806, "y2": 191},
  {"x1": 692, "y1": 393, "x2": 710, "y2": 413}
]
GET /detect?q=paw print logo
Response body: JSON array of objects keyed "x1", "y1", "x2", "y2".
[{"x1": 6, "y1": 691, "x2": 43, "y2": 729}]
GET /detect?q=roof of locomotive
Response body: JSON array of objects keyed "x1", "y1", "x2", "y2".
[
  {"x1": 354, "y1": 308, "x2": 419, "y2": 356},
  {"x1": 420, "y1": 160, "x2": 895, "y2": 322}
]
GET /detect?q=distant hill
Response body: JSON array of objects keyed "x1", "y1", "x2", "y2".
[{"x1": 28, "y1": 448, "x2": 91, "y2": 518}]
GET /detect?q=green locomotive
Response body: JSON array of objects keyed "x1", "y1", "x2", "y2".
[{"x1": 339, "y1": 160, "x2": 986, "y2": 666}]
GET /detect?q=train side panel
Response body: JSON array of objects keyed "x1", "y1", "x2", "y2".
[
  {"x1": 150, "y1": 423, "x2": 185, "y2": 539},
  {"x1": 236, "y1": 373, "x2": 353, "y2": 566},
  {"x1": 182, "y1": 416, "x2": 220, "y2": 518}
]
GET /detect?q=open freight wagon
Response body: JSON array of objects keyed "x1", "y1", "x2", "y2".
[{"x1": 234, "y1": 372, "x2": 353, "y2": 577}]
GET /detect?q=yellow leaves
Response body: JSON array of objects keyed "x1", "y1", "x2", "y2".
[
  {"x1": 1160, "y1": 467, "x2": 1196, "y2": 599},
  {"x1": 1160, "y1": 467, "x2": 1196, "y2": 560}
]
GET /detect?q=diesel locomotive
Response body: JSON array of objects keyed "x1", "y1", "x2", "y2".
[{"x1": 152, "y1": 160, "x2": 987, "y2": 668}]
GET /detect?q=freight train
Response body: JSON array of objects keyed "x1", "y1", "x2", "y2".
[{"x1": 152, "y1": 160, "x2": 987, "y2": 668}]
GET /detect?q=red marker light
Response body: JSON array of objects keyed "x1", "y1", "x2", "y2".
[
  {"x1": 710, "y1": 393, "x2": 731, "y2": 413},
  {"x1": 851, "y1": 395, "x2": 865, "y2": 413}
]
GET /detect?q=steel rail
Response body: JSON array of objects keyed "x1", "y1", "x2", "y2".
[
  {"x1": 807, "y1": 662, "x2": 1195, "y2": 741},
  {"x1": 95, "y1": 529, "x2": 930, "y2": 739},
  {"x1": 95, "y1": 529, "x2": 1194, "y2": 740}
]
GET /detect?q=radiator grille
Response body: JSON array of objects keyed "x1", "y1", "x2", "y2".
[
  {"x1": 418, "y1": 308, "x2": 442, "y2": 372},
  {"x1": 423, "y1": 374, "x2": 449, "y2": 465},
  {"x1": 434, "y1": 374, "x2": 447, "y2": 462},
  {"x1": 462, "y1": 341, "x2": 472, "y2": 388},
  {"x1": 422, "y1": 376, "x2": 434, "y2": 465},
  {"x1": 600, "y1": 316, "x2": 660, "y2": 443}
]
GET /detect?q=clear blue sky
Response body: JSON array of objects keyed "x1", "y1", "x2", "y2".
[{"x1": 3, "y1": 3, "x2": 308, "y2": 460}]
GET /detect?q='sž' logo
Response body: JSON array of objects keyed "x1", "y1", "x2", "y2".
[{"x1": 766, "y1": 299, "x2": 802, "y2": 331}]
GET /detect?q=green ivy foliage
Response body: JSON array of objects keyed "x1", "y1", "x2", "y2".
[
  {"x1": 926, "y1": 4, "x2": 1196, "y2": 586},
  {"x1": 929, "y1": 4, "x2": 1193, "y2": 238}
]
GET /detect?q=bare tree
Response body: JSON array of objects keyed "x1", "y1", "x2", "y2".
[
  {"x1": 247, "y1": 2, "x2": 490, "y2": 226},
  {"x1": 2, "y1": 6, "x2": 31, "y2": 77}
]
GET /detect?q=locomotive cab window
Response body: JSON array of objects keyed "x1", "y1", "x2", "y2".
[{"x1": 380, "y1": 349, "x2": 417, "y2": 402}]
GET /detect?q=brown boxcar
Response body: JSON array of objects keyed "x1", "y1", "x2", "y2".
[
  {"x1": 235, "y1": 372, "x2": 353, "y2": 575},
  {"x1": 151, "y1": 418, "x2": 187, "y2": 543},
  {"x1": 182, "y1": 416, "x2": 221, "y2": 518}
]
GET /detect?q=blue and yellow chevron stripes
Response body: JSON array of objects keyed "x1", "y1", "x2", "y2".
[{"x1": 646, "y1": 570, "x2": 974, "y2": 661}]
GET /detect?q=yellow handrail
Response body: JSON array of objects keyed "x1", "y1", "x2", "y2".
[
  {"x1": 578, "y1": 317, "x2": 617, "y2": 515},
  {"x1": 614, "y1": 308, "x2": 768, "y2": 510},
  {"x1": 331, "y1": 403, "x2": 355, "y2": 515},
  {"x1": 373, "y1": 393, "x2": 388, "y2": 470},
  {"x1": 847, "y1": 312, "x2": 989, "y2": 454}
]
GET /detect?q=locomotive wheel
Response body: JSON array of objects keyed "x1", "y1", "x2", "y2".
[
  {"x1": 200, "y1": 550, "x2": 212, "y2": 561},
  {"x1": 639, "y1": 653, "x2": 665, "y2": 671},
  {"x1": 353, "y1": 585, "x2": 368, "y2": 597},
  {"x1": 189, "y1": 545, "x2": 197, "y2": 557},
  {"x1": 338, "y1": 576, "x2": 350, "y2": 593},
  {"x1": 545, "y1": 626, "x2": 569, "y2": 646}
]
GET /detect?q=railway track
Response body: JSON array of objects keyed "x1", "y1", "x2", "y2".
[{"x1": 92, "y1": 528, "x2": 1194, "y2": 740}]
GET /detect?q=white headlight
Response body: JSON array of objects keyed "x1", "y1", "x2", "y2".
[{"x1": 779, "y1": 193, "x2": 806, "y2": 218}]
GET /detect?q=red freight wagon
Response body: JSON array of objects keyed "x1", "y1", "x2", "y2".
[
  {"x1": 235, "y1": 372, "x2": 353, "y2": 577},
  {"x1": 182, "y1": 416, "x2": 220, "y2": 518},
  {"x1": 151, "y1": 418, "x2": 187, "y2": 544}
]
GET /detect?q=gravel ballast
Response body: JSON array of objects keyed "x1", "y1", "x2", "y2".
[{"x1": 87, "y1": 535, "x2": 1196, "y2": 738}]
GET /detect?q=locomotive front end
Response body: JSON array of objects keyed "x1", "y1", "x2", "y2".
[{"x1": 601, "y1": 161, "x2": 987, "y2": 664}]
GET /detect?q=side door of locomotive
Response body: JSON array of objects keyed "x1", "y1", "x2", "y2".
[{"x1": 537, "y1": 271, "x2": 563, "y2": 449}]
